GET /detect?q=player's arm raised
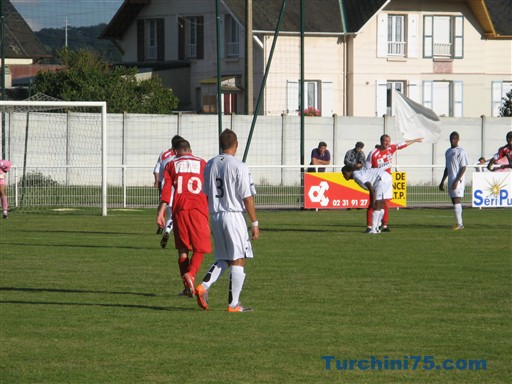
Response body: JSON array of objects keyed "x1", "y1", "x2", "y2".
[{"x1": 405, "y1": 137, "x2": 423, "y2": 146}]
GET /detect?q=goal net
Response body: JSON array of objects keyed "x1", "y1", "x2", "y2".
[{"x1": 0, "y1": 95, "x2": 107, "y2": 215}]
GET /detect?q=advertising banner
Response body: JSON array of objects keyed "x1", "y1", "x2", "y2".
[
  {"x1": 304, "y1": 172, "x2": 407, "y2": 209},
  {"x1": 472, "y1": 171, "x2": 512, "y2": 208}
]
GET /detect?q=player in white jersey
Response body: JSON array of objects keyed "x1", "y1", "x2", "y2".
[
  {"x1": 195, "y1": 129, "x2": 259, "y2": 312},
  {"x1": 439, "y1": 131, "x2": 468, "y2": 230},
  {"x1": 342, "y1": 165, "x2": 392, "y2": 234},
  {"x1": 153, "y1": 135, "x2": 183, "y2": 245}
]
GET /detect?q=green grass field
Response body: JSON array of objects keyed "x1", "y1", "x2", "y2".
[{"x1": 0, "y1": 208, "x2": 510, "y2": 383}]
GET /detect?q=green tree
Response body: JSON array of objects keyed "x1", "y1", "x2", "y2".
[
  {"x1": 499, "y1": 90, "x2": 512, "y2": 117},
  {"x1": 33, "y1": 49, "x2": 179, "y2": 113}
]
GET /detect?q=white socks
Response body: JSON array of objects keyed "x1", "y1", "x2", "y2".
[
  {"x1": 229, "y1": 266, "x2": 246, "y2": 308},
  {"x1": 454, "y1": 203, "x2": 463, "y2": 226},
  {"x1": 201, "y1": 260, "x2": 228, "y2": 290},
  {"x1": 165, "y1": 207, "x2": 173, "y2": 233},
  {"x1": 371, "y1": 209, "x2": 382, "y2": 230}
]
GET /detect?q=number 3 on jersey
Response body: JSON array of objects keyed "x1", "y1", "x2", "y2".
[
  {"x1": 176, "y1": 175, "x2": 202, "y2": 194},
  {"x1": 215, "y1": 177, "x2": 224, "y2": 198}
]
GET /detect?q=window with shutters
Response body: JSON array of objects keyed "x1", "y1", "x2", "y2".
[
  {"x1": 137, "y1": 18, "x2": 165, "y2": 62},
  {"x1": 225, "y1": 14, "x2": 240, "y2": 58},
  {"x1": 287, "y1": 80, "x2": 333, "y2": 116},
  {"x1": 423, "y1": 15, "x2": 464, "y2": 59},
  {"x1": 491, "y1": 81, "x2": 512, "y2": 117},
  {"x1": 422, "y1": 80, "x2": 463, "y2": 117},
  {"x1": 376, "y1": 80, "x2": 418, "y2": 117},
  {"x1": 147, "y1": 19, "x2": 157, "y2": 59},
  {"x1": 178, "y1": 16, "x2": 204, "y2": 60},
  {"x1": 386, "y1": 81, "x2": 406, "y2": 115},
  {"x1": 377, "y1": 13, "x2": 418, "y2": 58},
  {"x1": 387, "y1": 15, "x2": 406, "y2": 56}
]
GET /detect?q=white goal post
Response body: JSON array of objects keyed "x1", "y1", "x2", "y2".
[{"x1": 0, "y1": 100, "x2": 108, "y2": 216}]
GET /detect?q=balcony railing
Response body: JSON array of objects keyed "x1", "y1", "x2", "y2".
[
  {"x1": 187, "y1": 44, "x2": 197, "y2": 58},
  {"x1": 433, "y1": 42, "x2": 452, "y2": 57},
  {"x1": 147, "y1": 46, "x2": 157, "y2": 60},
  {"x1": 226, "y1": 42, "x2": 240, "y2": 58},
  {"x1": 387, "y1": 41, "x2": 406, "y2": 56}
]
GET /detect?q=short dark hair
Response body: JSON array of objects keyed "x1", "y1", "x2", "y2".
[
  {"x1": 171, "y1": 135, "x2": 185, "y2": 149},
  {"x1": 318, "y1": 141, "x2": 327, "y2": 148},
  {"x1": 450, "y1": 131, "x2": 459, "y2": 139},
  {"x1": 355, "y1": 141, "x2": 364, "y2": 148},
  {"x1": 342, "y1": 164, "x2": 355, "y2": 173},
  {"x1": 219, "y1": 129, "x2": 237, "y2": 151},
  {"x1": 174, "y1": 139, "x2": 190, "y2": 152},
  {"x1": 507, "y1": 131, "x2": 512, "y2": 140}
]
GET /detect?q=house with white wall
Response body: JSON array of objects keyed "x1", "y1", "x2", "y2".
[
  {"x1": 101, "y1": 0, "x2": 512, "y2": 118},
  {"x1": 352, "y1": 0, "x2": 512, "y2": 117},
  {"x1": 100, "y1": 0, "x2": 388, "y2": 115}
]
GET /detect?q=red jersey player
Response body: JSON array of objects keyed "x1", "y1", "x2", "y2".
[
  {"x1": 487, "y1": 131, "x2": 512, "y2": 171},
  {"x1": 157, "y1": 139, "x2": 211, "y2": 297},
  {"x1": 365, "y1": 134, "x2": 422, "y2": 232}
]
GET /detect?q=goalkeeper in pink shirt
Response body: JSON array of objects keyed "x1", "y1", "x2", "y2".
[{"x1": 0, "y1": 159, "x2": 12, "y2": 218}]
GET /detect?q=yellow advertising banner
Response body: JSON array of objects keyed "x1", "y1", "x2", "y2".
[{"x1": 304, "y1": 172, "x2": 407, "y2": 209}]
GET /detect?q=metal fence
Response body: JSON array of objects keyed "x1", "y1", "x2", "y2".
[{"x1": 6, "y1": 164, "x2": 489, "y2": 214}]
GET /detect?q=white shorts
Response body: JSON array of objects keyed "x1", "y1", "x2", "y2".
[
  {"x1": 448, "y1": 178, "x2": 465, "y2": 198},
  {"x1": 210, "y1": 212, "x2": 253, "y2": 261},
  {"x1": 374, "y1": 177, "x2": 392, "y2": 201}
]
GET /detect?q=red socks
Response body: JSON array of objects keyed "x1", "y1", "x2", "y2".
[{"x1": 188, "y1": 252, "x2": 204, "y2": 277}]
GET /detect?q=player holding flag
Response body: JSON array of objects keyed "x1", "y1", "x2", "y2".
[{"x1": 157, "y1": 139, "x2": 211, "y2": 297}]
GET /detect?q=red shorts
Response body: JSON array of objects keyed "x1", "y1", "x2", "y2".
[{"x1": 173, "y1": 209, "x2": 212, "y2": 253}]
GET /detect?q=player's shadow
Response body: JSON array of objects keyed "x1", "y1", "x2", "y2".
[
  {"x1": 27, "y1": 229, "x2": 146, "y2": 236},
  {"x1": 0, "y1": 286, "x2": 157, "y2": 297},
  {"x1": 0, "y1": 299, "x2": 194, "y2": 311},
  {"x1": 262, "y1": 226, "x2": 345, "y2": 233},
  {"x1": 1, "y1": 241, "x2": 154, "y2": 250},
  {"x1": 0, "y1": 287, "x2": 195, "y2": 312}
]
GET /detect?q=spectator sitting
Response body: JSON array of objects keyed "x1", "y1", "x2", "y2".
[
  {"x1": 307, "y1": 141, "x2": 331, "y2": 172},
  {"x1": 344, "y1": 141, "x2": 366, "y2": 170}
]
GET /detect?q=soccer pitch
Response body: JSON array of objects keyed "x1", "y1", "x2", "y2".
[{"x1": 0, "y1": 208, "x2": 510, "y2": 383}]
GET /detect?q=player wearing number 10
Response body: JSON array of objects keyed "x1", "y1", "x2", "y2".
[
  {"x1": 157, "y1": 140, "x2": 211, "y2": 297},
  {"x1": 195, "y1": 129, "x2": 260, "y2": 312}
]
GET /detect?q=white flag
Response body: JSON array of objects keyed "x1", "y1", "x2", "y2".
[{"x1": 392, "y1": 89, "x2": 442, "y2": 143}]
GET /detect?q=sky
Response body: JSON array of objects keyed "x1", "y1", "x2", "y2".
[{"x1": 11, "y1": 0, "x2": 124, "y2": 31}]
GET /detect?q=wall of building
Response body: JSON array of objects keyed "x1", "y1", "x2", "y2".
[{"x1": 350, "y1": 0, "x2": 512, "y2": 117}]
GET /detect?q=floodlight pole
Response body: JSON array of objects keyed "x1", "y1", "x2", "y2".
[
  {"x1": 299, "y1": 0, "x2": 305, "y2": 208},
  {"x1": 216, "y1": 0, "x2": 222, "y2": 152},
  {"x1": 300, "y1": 0, "x2": 304, "y2": 169},
  {"x1": 242, "y1": 0, "x2": 286, "y2": 163}
]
